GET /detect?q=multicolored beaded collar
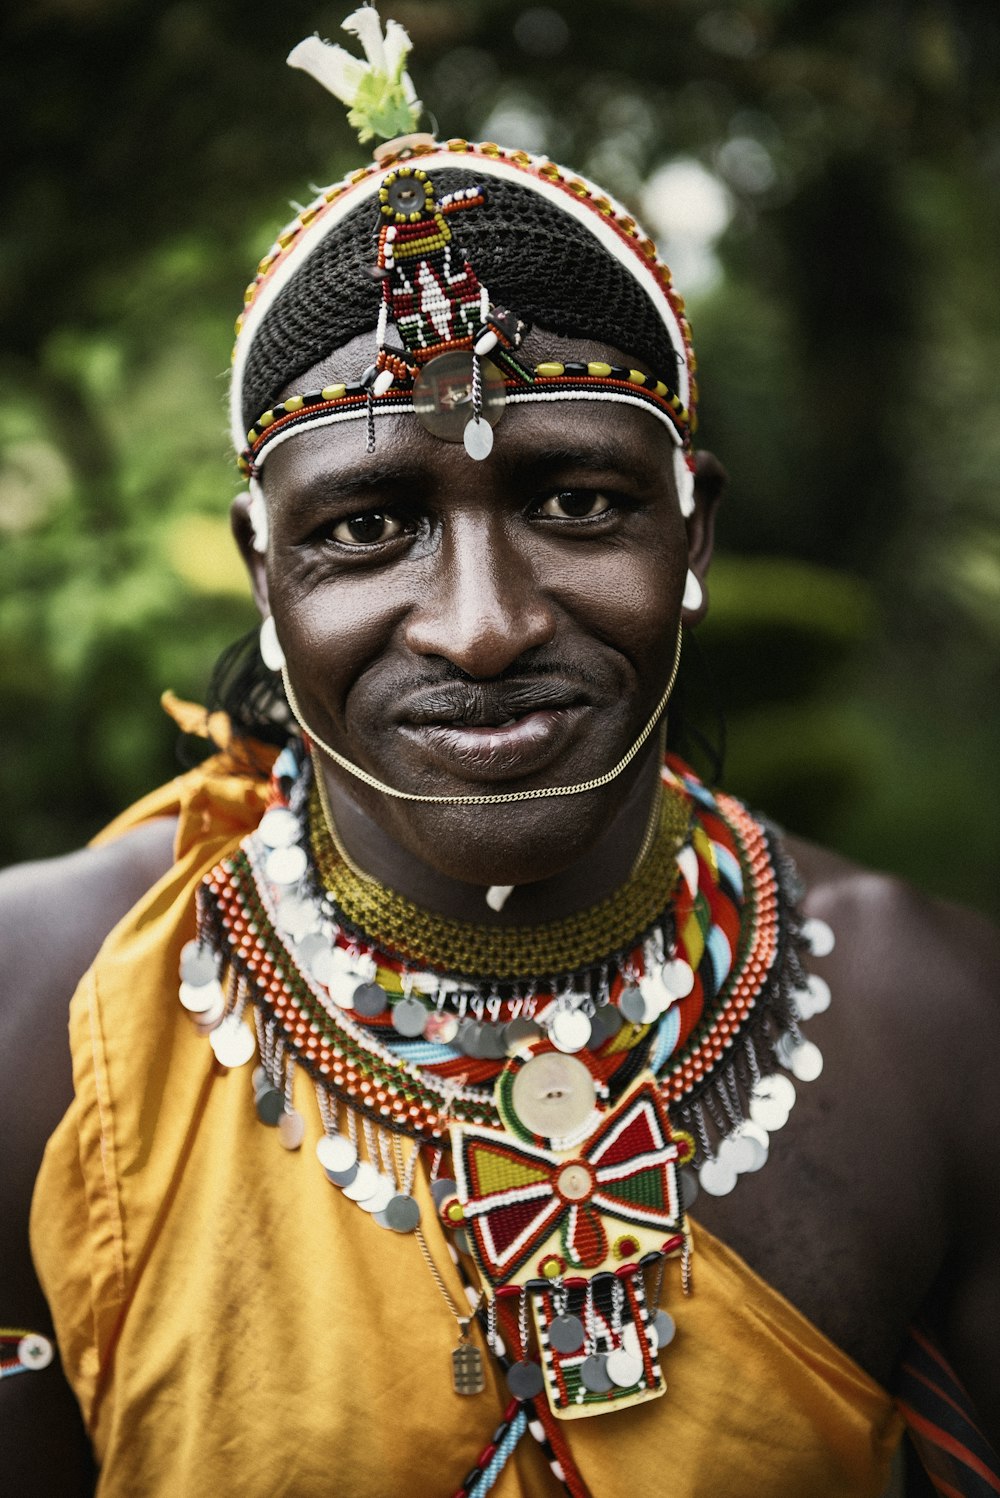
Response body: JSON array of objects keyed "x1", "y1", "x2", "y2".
[{"x1": 181, "y1": 743, "x2": 831, "y2": 1460}]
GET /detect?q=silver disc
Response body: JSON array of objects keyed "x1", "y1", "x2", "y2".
[
  {"x1": 588, "y1": 1003, "x2": 624, "y2": 1046},
  {"x1": 653, "y1": 1309, "x2": 676, "y2": 1347},
  {"x1": 325, "y1": 1161, "x2": 359, "y2": 1188},
  {"x1": 661, "y1": 958, "x2": 695, "y2": 998},
  {"x1": 748, "y1": 1092, "x2": 791, "y2": 1132},
  {"x1": 342, "y1": 1161, "x2": 381, "y2": 1202},
  {"x1": 392, "y1": 996, "x2": 429, "y2": 1038},
  {"x1": 789, "y1": 1038, "x2": 823, "y2": 1082},
  {"x1": 802, "y1": 916, "x2": 835, "y2": 957},
  {"x1": 255, "y1": 1085, "x2": 285, "y2": 1127},
  {"x1": 310, "y1": 948, "x2": 340, "y2": 987},
  {"x1": 352, "y1": 981, "x2": 388, "y2": 1018},
  {"x1": 251, "y1": 1065, "x2": 267, "y2": 1092},
  {"x1": 296, "y1": 932, "x2": 328, "y2": 965},
  {"x1": 503, "y1": 1014, "x2": 543, "y2": 1050},
  {"x1": 619, "y1": 985, "x2": 653, "y2": 1024},
  {"x1": 431, "y1": 1176, "x2": 459, "y2": 1208},
  {"x1": 698, "y1": 1156, "x2": 738, "y2": 1197},
  {"x1": 606, "y1": 1347, "x2": 643, "y2": 1388},
  {"x1": 805, "y1": 972, "x2": 831, "y2": 1015},
  {"x1": 680, "y1": 1167, "x2": 699, "y2": 1209},
  {"x1": 506, "y1": 1359, "x2": 544, "y2": 1400},
  {"x1": 550, "y1": 1008, "x2": 593, "y2": 1054},
  {"x1": 316, "y1": 1133, "x2": 357, "y2": 1174},
  {"x1": 278, "y1": 1109, "x2": 306, "y2": 1150},
  {"x1": 276, "y1": 895, "x2": 318, "y2": 941},
  {"x1": 384, "y1": 1194, "x2": 422, "y2": 1233},
  {"x1": 453, "y1": 1227, "x2": 473, "y2": 1256},
  {"x1": 179, "y1": 943, "x2": 217, "y2": 986},
  {"x1": 258, "y1": 807, "x2": 300, "y2": 848},
  {"x1": 718, "y1": 1123, "x2": 769, "y2": 1175},
  {"x1": 510, "y1": 1052, "x2": 596, "y2": 1138},
  {"x1": 622, "y1": 1320, "x2": 651, "y2": 1359},
  {"x1": 424, "y1": 1010, "x2": 460, "y2": 1044},
  {"x1": 548, "y1": 1314, "x2": 585, "y2": 1354},
  {"x1": 179, "y1": 978, "x2": 223, "y2": 1015},
  {"x1": 210, "y1": 1016, "x2": 256, "y2": 1068},
  {"x1": 477, "y1": 1023, "x2": 509, "y2": 1060},
  {"x1": 457, "y1": 1019, "x2": 484, "y2": 1056},
  {"x1": 265, "y1": 844, "x2": 308, "y2": 886},
  {"x1": 639, "y1": 971, "x2": 671, "y2": 1017},
  {"x1": 463, "y1": 417, "x2": 495, "y2": 460},
  {"x1": 328, "y1": 971, "x2": 358, "y2": 1009},
  {"x1": 356, "y1": 1173, "x2": 396, "y2": 1214},
  {"x1": 580, "y1": 1353, "x2": 613, "y2": 1393},
  {"x1": 16, "y1": 1333, "x2": 53, "y2": 1371}
]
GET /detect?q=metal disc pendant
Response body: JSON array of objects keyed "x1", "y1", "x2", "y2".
[
  {"x1": 802, "y1": 916, "x2": 835, "y2": 956},
  {"x1": 580, "y1": 1353, "x2": 613, "y2": 1393},
  {"x1": 679, "y1": 1167, "x2": 699, "y2": 1209},
  {"x1": 179, "y1": 942, "x2": 217, "y2": 986},
  {"x1": 180, "y1": 978, "x2": 224, "y2": 1015},
  {"x1": 506, "y1": 1359, "x2": 544, "y2": 1400},
  {"x1": 550, "y1": 1007, "x2": 592, "y2": 1054},
  {"x1": 477, "y1": 1023, "x2": 509, "y2": 1061},
  {"x1": 255, "y1": 1084, "x2": 285, "y2": 1126},
  {"x1": 452, "y1": 1341, "x2": 486, "y2": 1396},
  {"x1": 548, "y1": 1314, "x2": 586, "y2": 1354},
  {"x1": 653, "y1": 1309, "x2": 676, "y2": 1348},
  {"x1": 661, "y1": 958, "x2": 695, "y2": 998},
  {"x1": 606, "y1": 1347, "x2": 643, "y2": 1388},
  {"x1": 343, "y1": 1161, "x2": 381, "y2": 1202},
  {"x1": 210, "y1": 1016, "x2": 256, "y2": 1068},
  {"x1": 588, "y1": 1003, "x2": 624, "y2": 1046},
  {"x1": 503, "y1": 1014, "x2": 543, "y2": 1051},
  {"x1": 457, "y1": 1019, "x2": 484, "y2": 1057},
  {"x1": 383, "y1": 1194, "x2": 421, "y2": 1233},
  {"x1": 619, "y1": 984, "x2": 654, "y2": 1024},
  {"x1": 789, "y1": 1038, "x2": 823, "y2": 1082},
  {"x1": 276, "y1": 894, "x2": 318, "y2": 941},
  {"x1": 392, "y1": 996, "x2": 428, "y2": 1038},
  {"x1": 265, "y1": 844, "x2": 308, "y2": 886},
  {"x1": 352, "y1": 981, "x2": 388, "y2": 1018},
  {"x1": 357, "y1": 1173, "x2": 396, "y2": 1214},
  {"x1": 431, "y1": 1176, "x2": 459, "y2": 1208},
  {"x1": 325, "y1": 1161, "x2": 359, "y2": 1188},
  {"x1": 413, "y1": 352, "x2": 505, "y2": 442},
  {"x1": 316, "y1": 1134, "x2": 358, "y2": 1174},
  {"x1": 258, "y1": 807, "x2": 300, "y2": 848},
  {"x1": 698, "y1": 1156, "x2": 738, "y2": 1197},
  {"x1": 424, "y1": 1010, "x2": 460, "y2": 1044},
  {"x1": 278, "y1": 1108, "x2": 305, "y2": 1150}
]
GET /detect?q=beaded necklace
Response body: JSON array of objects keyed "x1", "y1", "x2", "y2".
[{"x1": 181, "y1": 743, "x2": 831, "y2": 1485}]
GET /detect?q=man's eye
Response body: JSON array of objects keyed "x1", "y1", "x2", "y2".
[
  {"x1": 537, "y1": 491, "x2": 613, "y2": 520},
  {"x1": 331, "y1": 512, "x2": 404, "y2": 545}
]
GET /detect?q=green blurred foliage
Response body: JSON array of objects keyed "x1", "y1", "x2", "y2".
[{"x1": 1, "y1": 0, "x2": 998, "y2": 914}]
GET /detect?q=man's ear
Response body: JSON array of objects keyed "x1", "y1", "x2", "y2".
[
  {"x1": 231, "y1": 486, "x2": 270, "y2": 618},
  {"x1": 682, "y1": 450, "x2": 727, "y2": 624}
]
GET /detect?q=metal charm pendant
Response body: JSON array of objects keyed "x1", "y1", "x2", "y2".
[
  {"x1": 413, "y1": 352, "x2": 505, "y2": 442},
  {"x1": 452, "y1": 1338, "x2": 486, "y2": 1396},
  {"x1": 507, "y1": 1359, "x2": 544, "y2": 1400}
]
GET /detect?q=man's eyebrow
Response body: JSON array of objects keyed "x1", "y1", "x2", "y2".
[
  {"x1": 277, "y1": 459, "x2": 427, "y2": 510},
  {"x1": 508, "y1": 441, "x2": 664, "y2": 482}
]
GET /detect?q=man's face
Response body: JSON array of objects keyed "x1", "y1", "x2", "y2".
[{"x1": 256, "y1": 336, "x2": 696, "y2": 887}]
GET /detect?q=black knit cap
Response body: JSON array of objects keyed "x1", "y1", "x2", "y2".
[{"x1": 241, "y1": 167, "x2": 681, "y2": 431}]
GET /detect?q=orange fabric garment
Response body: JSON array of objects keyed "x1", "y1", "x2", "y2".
[{"x1": 31, "y1": 755, "x2": 904, "y2": 1498}]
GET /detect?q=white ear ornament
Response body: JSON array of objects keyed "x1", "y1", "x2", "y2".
[
  {"x1": 259, "y1": 615, "x2": 286, "y2": 672},
  {"x1": 682, "y1": 570, "x2": 703, "y2": 613},
  {"x1": 248, "y1": 477, "x2": 268, "y2": 554},
  {"x1": 674, "y1": 448, "x2": 696, "y2": 518}
]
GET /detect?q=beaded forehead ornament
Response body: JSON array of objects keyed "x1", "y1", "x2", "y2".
[{"x1": 230, "y1": 26, "x2": 699, "y2": 514}]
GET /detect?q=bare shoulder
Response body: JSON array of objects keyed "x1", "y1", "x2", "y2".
[
  {"x1": 0, "y1": 819, "x2": 177, "y2": 1492},
  {"x1": 785, "y1": 833, "x2": 1000, "y2": 1439}
]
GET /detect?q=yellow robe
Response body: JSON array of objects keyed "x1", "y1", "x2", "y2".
[{"x1": 31, "y1": 752, "x2": 904, "y2": 1497}]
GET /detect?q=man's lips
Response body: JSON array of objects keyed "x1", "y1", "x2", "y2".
[
  {"x1": 399, "y1": 706, "x2": 590, "y2": 779},
  {"x1": 393, "y1": 678, "x2": 592, "y2": 780}
]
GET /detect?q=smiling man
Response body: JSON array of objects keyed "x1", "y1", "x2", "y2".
[{"x1": 3, "y1": 18, "x2": 1000, "y2": 1498}]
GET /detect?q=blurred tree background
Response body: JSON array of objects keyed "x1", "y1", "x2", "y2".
[{"x1": 1, "y1": 0, "x2": 998, "y2": 914}]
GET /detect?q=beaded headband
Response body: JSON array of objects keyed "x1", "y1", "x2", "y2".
[{"x1": 231, "y1": 25, "x2": 699, "y2": 512}]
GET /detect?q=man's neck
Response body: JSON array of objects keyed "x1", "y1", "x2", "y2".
[{"x1": 318, "y1": 747, "x2": 665, "y2": 928}]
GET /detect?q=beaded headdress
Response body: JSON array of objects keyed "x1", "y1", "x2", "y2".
[{"x1": 230, "y1": 11, "x2": 699, "y2": 512}]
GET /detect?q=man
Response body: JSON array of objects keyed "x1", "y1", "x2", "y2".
[{"x1": 2, "y1": 17, "x2": 999, "y2": 1497}]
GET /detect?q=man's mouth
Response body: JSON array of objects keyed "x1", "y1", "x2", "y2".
[{"x1": 397, "y1": 680, "x2": 592, "y2": 780}]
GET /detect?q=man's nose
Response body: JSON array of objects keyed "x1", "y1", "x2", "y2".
[{"x1": 403, "y1": 516, "x2": 557, "y2": 678}]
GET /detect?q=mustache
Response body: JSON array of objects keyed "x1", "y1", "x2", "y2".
[{"x1": 393, "y1": 659, "x2": 605, "y2": 727}]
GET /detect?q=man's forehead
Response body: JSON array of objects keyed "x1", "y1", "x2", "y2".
[{"x1": 261, "y1": 393, "x2": 679, "y2": 501}]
